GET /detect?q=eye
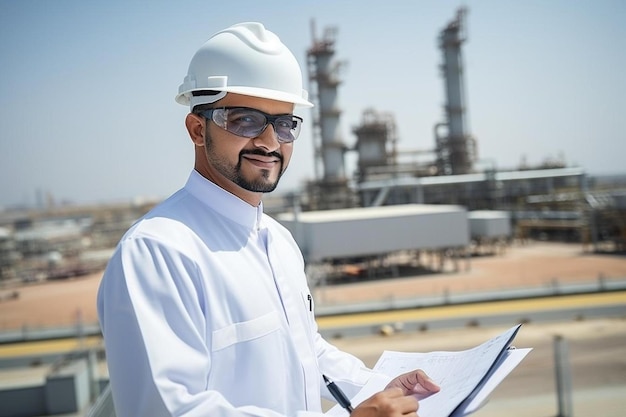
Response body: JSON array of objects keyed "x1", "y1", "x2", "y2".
[
  {"x1": 233, "y1": 115, "x2": 255, "y2": 125},
  {"x1": 276, "y1": 117, "x2": 296, "y2": 130},
  {"x1": 228, "y1": 109, "x2": 265, "y2": 127},
  {"x1": 230, "y1": 115, "x2": 256, "y2": 126}
]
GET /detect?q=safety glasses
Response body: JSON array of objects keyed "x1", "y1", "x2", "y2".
[{"x1": 199, "y1": 107, "x2": 303, "y2": 143}]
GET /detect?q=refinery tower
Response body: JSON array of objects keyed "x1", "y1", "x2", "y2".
[
  {"x1": 305, "y1": 9, "x2": 478, "y2": 210},
  {"x1": 306, "y1": 22, "x2": 355, "y2": 210}
]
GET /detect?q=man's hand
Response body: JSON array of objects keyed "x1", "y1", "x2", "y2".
[
  {"x1": 351, "y1": 387, "x2": 419, "y2": 417},
  {"x1": 349, "y1": 370, "x2": 440, "y2": 416},
  {"x1": 385, "y1": 369, "x2": 441, "y2": 400}
]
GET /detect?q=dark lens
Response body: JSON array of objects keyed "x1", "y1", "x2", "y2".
[
  {"x1": 275, "y1": 116, "x2": 301, "y2": 142},
  {"x1": 225, "y1": 108, "x2": 266, "y2": 137},
  {"x1": 213, "y1": 108, "x2": 301, "y2": 142}
]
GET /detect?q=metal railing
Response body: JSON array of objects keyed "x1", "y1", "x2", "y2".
[{"x1": 85, "y1": 384, "x2": 115, "y2": 417}]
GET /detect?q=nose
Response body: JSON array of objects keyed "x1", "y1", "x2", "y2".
[{"x1": 252, "y1": 123, "x2": 281, "y2": 152}]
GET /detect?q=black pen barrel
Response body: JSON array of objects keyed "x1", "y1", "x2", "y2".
[{"x1": 323, "y1": 375, "x2": 354, "y2": 413}]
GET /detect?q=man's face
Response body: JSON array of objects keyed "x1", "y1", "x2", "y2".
[{"x1": 188, "y1": 93, "x2": 296, "y2": 205}]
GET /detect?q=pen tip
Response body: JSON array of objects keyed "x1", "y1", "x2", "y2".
[{"x1": 322, "y1": 375, "x2": 330, "y2": 383}]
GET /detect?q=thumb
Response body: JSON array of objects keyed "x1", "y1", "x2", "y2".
[{"x1": 413, "y1": 370, "x2": 440, "y2": 396}]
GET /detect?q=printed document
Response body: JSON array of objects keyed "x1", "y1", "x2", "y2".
[{"x1": 327, "y1": 324, "x2": 530, "y2": 417}]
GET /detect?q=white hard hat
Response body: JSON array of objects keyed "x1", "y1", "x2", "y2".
[{"x1": 176, "y1": 22, "x2": 313, "y2": 109}]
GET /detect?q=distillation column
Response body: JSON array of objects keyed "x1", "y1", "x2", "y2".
[
  {"x1": 307, "y1": 23, "x2": 354, "y2": 209},
  {"x1": 435, "y1": 7, "x2": 476, "y2": 175}
]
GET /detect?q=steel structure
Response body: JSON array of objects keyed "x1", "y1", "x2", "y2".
[
  {"x1": 435, "y1": 7, "x2": 476, "y2": 175},
  {"x1": 306, "y1": 21, "x2": 354, "y2": 209},
  {"x1": 352, "y1": 108, "x2": 398, "y2": 182}
]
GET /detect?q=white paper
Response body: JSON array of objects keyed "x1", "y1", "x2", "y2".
[
  {"x1": 453, "y1": 347, "x2": 532, "y2": 416},
  {"x1": 326, "y1": 325, "x2": 527, "y2": 417}
]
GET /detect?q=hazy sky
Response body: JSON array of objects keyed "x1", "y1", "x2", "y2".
[{"x1": 1, "y1": 0, "x2": 624, "y2": 208}]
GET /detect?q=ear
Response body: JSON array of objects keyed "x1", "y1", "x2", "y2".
[{"x1": 185, "y1": 113, "x2": 206, "y2": 146}]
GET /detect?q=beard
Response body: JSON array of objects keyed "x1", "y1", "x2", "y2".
[
  {"x1": 234, "y1": 148, "x2": 285, "y2": 192},
  {"x1": 204, "y1": 132, "x2": 285, "y2": 193}
]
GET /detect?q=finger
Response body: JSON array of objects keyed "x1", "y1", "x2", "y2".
[
  {"x1": 393, "y1": 370, "x2": 439, "y2": 395},
  {"x1": 357, "y1": 388, "x2": 413, "y2": 416},
  {"x1": 381, "y1": 387, "x2": 405, "y2": 398},
  {"x1": 391, "y1": 371, "x2": 421, "y2": 394},
  {"x1": 416, "y1": 370, "x2": 441, "y2": 393},
  {"x1": 376, "y1": 393, "x2": 418, "y2": 415}
]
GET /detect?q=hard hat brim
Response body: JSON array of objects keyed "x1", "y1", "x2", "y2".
[{"x1": 176, "y1": 86, "x2": 314, "y2": 108}]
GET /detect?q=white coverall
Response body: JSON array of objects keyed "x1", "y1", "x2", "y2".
[{"x1": 97, "y1": 170, "x2": 388, "y2": 417}]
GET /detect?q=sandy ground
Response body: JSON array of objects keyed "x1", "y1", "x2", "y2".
[
  {"x1": 316, "y1": 242, "x2": 626, "y2": 305},
  {"x1": 3, "y1": 241, "x2": 625, "y2": 330},
  {"x1": 0, "y1": 272, "x2": 101, "y2": 330}
]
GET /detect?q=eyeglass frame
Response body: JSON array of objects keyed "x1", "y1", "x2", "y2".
[{"x1": 197, "y1": 106, "x2": 304, "y2": 143}]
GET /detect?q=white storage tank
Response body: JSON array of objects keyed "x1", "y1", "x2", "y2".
[
  {"x1": 468, "y1": 210, "x2": 511, "y2": 240},
  {"x1": 275, "y1": 204, "x2": 469, "y2": 262}
]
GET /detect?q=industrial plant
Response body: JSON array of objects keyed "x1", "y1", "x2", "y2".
[
  {"x1": 278, "y1": 8, "x2": 625, "y2": 278},
  {"x1": 0, "y1": 8, "x2": 625, "y2": 417},
  {"x1": 0, "y1": 8, "x2": 624, "y2": 287}
]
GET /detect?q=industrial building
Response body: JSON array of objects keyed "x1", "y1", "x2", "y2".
[
  {"x1": 0, "y1": 201, "x2": 156, "y2": 283},
  {"x1": 0, "y1": 7, "x2": 623, "y2": 291},
  {"x1": 277, "y1": 204, "x2": 471, "y2": 283},
  {"x1": 300, "y1": 8, "x2": 625, "y2": 253}
]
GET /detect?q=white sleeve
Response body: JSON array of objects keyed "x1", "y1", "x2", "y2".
[
  {"x1": 313, "y1": 324, "x2": 391, "y2": 401},
  {"x1": 98, "y1": 236, "x2": 321, "y2": 417}
]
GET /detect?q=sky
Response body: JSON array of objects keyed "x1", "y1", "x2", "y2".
[{"x1": 1, "y1": 0, "x2": 625, "y2": 209}]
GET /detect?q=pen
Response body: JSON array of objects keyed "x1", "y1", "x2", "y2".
[{"x1": 323, "y1": 374, "x2": 354, "y2": 413}]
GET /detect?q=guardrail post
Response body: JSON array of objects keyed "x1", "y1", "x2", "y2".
[
  {"x1": 554, "y1": 334, "x2": 573, "y2": 417},
  {"x1": 88, "y1": 348, "x2": 101, "y2": 401}
]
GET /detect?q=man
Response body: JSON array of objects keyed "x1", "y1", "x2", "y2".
[{"x1": 97, "y1": 22, "x2": 439, "y2": 417}]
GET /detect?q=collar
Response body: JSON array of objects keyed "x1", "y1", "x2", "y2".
[{"x1": 184, "y1": 170, "x2": 264, "y2": 231}]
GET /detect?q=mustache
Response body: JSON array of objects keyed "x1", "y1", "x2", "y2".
[{"x1": 239, "y1": 148, "x2": 283, "y2": 162}]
